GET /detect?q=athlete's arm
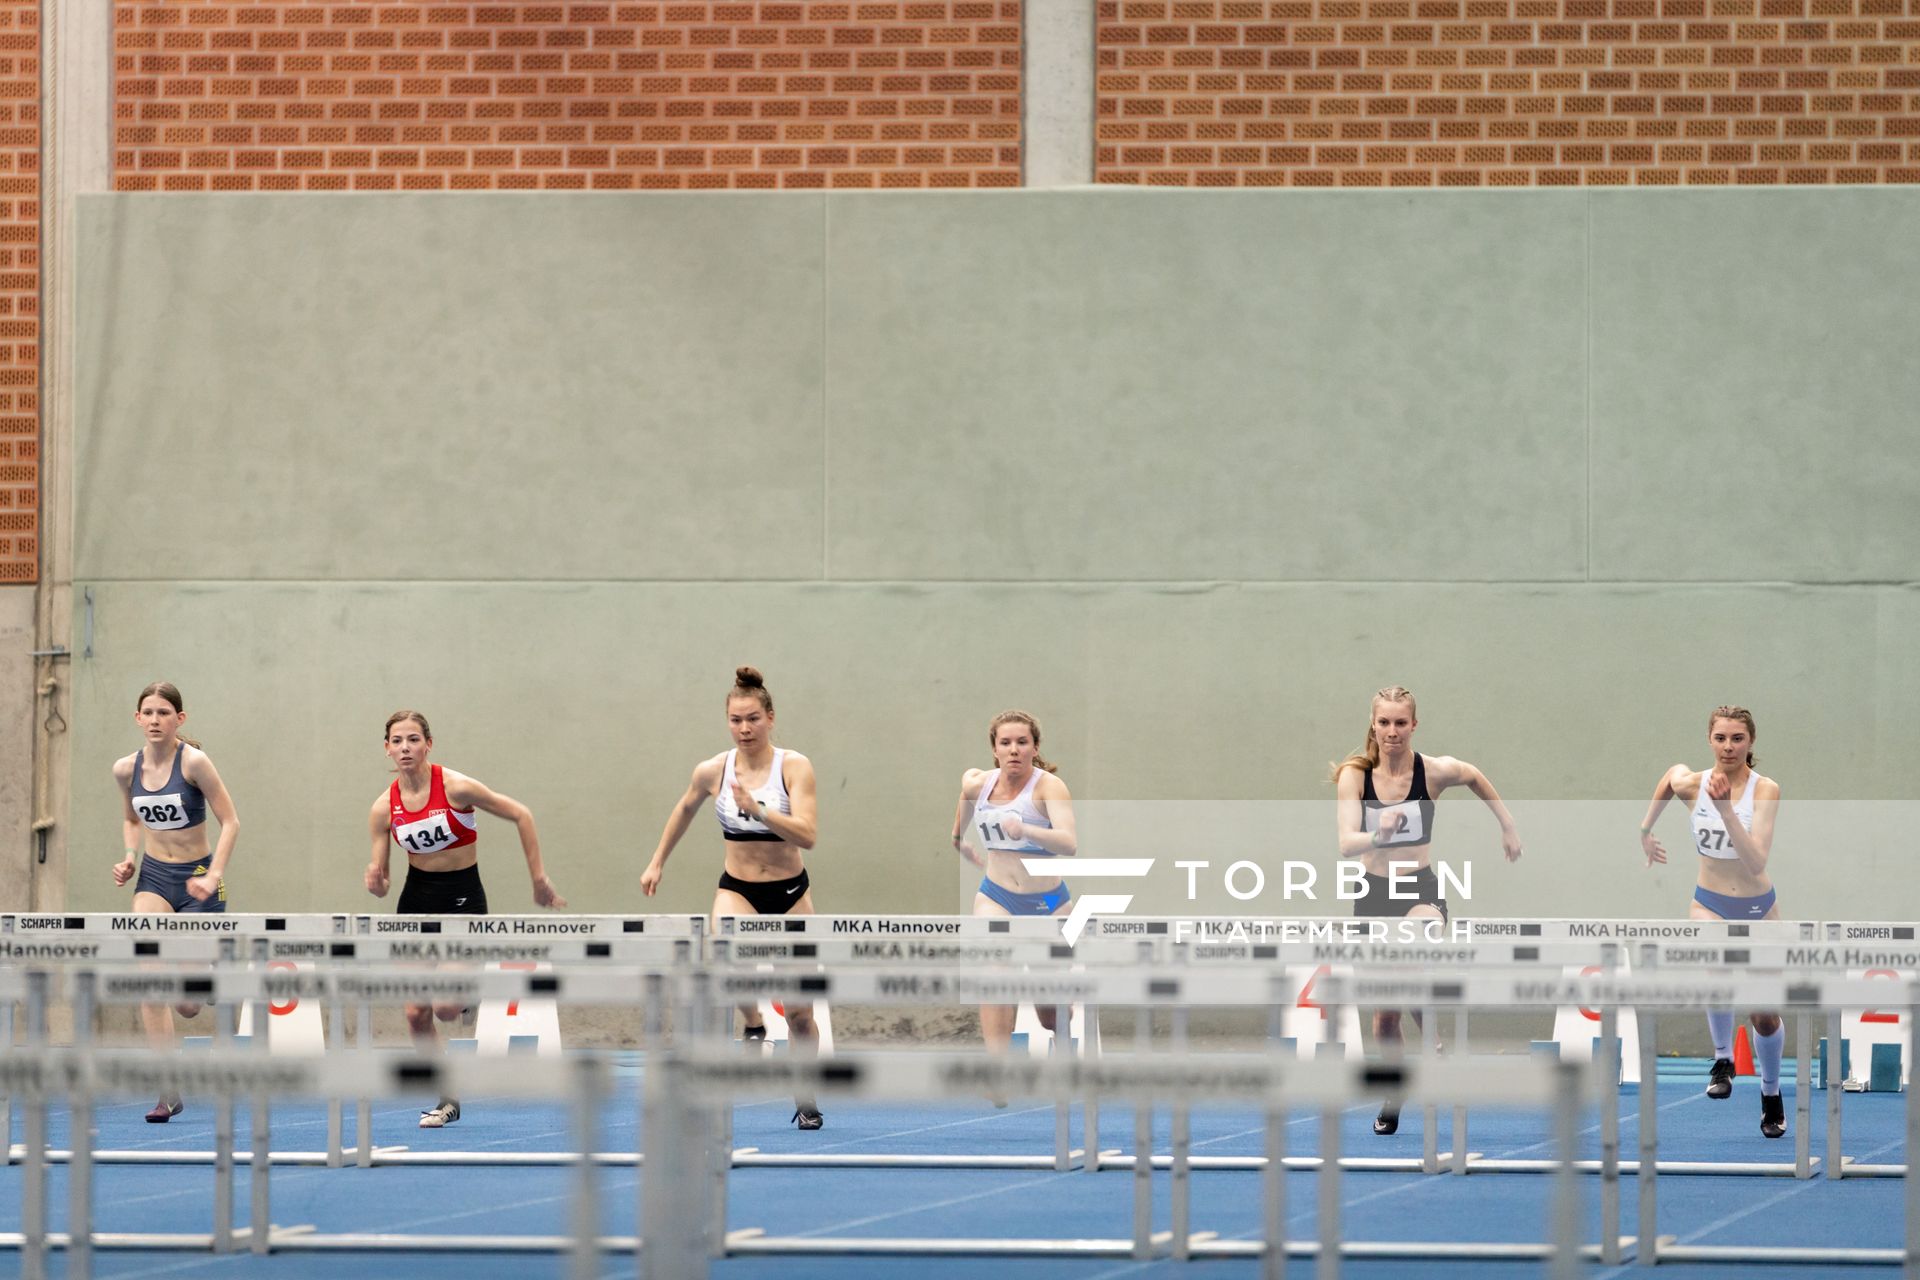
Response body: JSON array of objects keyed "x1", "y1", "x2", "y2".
[
  {"x1": 1711, "y1": 772, "x2": 1780, "y2": 879},
  {"x1": 446, "y1": 771, "x2": 566, "y2": 908},
  {"x1": 183, "y1": 748, "x2": 240, "y2": 899},
  {"x1": 1430, "y1": 755, "x2": 1523, "y2": 862},
  {"x1": 1638, "y1": 763, "x2": 1690, "y2": 867},
  {"x1": 1012, "y1": 774, "x2": 1077, "y2": 856},
  {"x1": 112, "y1": 755, "x2": 141, "y2": 887},
  {"x1": 950, "y1": 770, "x2": 986, "y2": 866},
  {"x1": 747, "y1": 751, "x2": 816, "y2": 849},
  {"x1": 642, "y1": 756, "x2": 721, "y2": 896},
  {"x1": 365, "y1": 795, "x2": 392, "y2": 898},
  {"x1": 1333, "y1": 765, "x2": 1380, "y2": 857}
]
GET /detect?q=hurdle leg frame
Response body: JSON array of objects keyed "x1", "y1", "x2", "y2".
[
  {"x1": 1171, "y1": 1003, "x2": 1191, "y2": 1258},
  {"x1": 1451, "y1": 1007, "x2": 1469, "y2": 1175},
  {"x1": 214, "y1": 994, "x2": 237, "y2": 1252},
  {"x1": 68, "y1": 971, "x2": 96, "y2": 1280},
  {"x1": 567, "y1": 1054, "x2": 605, "y2": 1280},
  {"x1": 1052, "y1": 1003, "x2": 1074, "y2": 1171},
  {"x1": 1316, "y1": 997, "x2": 1343, "y2": 1280},
  {"x1": 22, "y1": 970, "x2": 47, "y2": 1280},
  {"x1": 1548, "y1": 1061, "x2": 1582, "y2": 1280},
  {"x1": 1084, "y1": 1002, "x2": 1101, "y2": 1174},
  {"x1": 1795, "y1": 1009, "x2": 1812, "y2": 1179},
  {"x1": 1828, "y1": 1007, "x2": 1845, "y2": 1181},
  {"x1": 640, "y1": 1053, "x2": 703, "y2": 1280},
  {"x1": 1421, "y1": 1002, "x2": 1439, "y2": 1175},
  {"x1": 355, "y1": 996, "x2": 374, "y2": 1169},
  {"x1": 1907, "y1": 998, "x2": 1919, "y2": 1273},
  {"x1": 2, "y1": 989, "x2": 12, "y2": 1163},
  {"x1": 1263, "y1": 1098, "x2": 1287, "y2": 1280},
  {"x1": 326, "y1": 991, "x2": 345, "y2": 1167},
  {"x1": 1600, "y1": 1002, "x2": 1621, "y2": 1264},
  {"x1": 250, "y1": 990, "x2": 271, "y2": 1254},
  {"x1": 1131, "y1": 1007, "x2": 1152, "y2": 1260},
  {"x1": 1637, "y1": 1008, "x2": 1658, "y2": 1266}
]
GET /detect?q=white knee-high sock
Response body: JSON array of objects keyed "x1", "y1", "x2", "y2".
[
  {"x1": 1755, "y1": 1025, "x2": 1785, "y2": 1096},
  {"x1": 1707, "y1": 1010, "x2": 1735, "y2": 1060}
]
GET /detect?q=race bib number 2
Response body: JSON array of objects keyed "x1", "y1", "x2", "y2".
[{"x1": 1369, "y1": 801, "x2": 1425, "y2": 845}]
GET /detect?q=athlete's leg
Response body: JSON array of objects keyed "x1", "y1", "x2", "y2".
[
  {"x1": 973, "y1": 891, "x2": 1018, "y2": 1052},
  {"x1": 712, "y1": 886, "x2": 766, "y2": 1032}
]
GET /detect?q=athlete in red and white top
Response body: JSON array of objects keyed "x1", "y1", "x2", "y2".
[{"x1": 365, "y1": 708, "x2": 565, "y2": 1128}]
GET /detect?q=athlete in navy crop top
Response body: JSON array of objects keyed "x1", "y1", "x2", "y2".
[
  {"x1": 110, "y1": 682, "x2": 242, "y2": 1124},
  {"x1": 642, "y1": 667, "x2": 825, "y2": 1128},
  {"x1": 1638, "y1": 704, "x2": 1787, "y2": 1139},
  {"x1": 951, "y1": 710, "x2": 1079, "y2": 1063},
  {"x1": 1331, "y1": 685, "x2": 1522, "y2": 1135}
]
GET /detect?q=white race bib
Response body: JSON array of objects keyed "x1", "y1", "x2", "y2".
[
  {"x1": 1366, "y1": 801, "x2": 1426, "y2": 846},
  {"x1": 135, "y1": 792, "x2": 192, "y2": 831},
  {"x1": 396, "y1": 812, "x2": 459, "y2": 856},
  {"x1": 975, "y1": 806, "x2": 1044, "y2": 853}
]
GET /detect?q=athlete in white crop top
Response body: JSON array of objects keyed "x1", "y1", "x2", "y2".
[
  {"x1": 951, "y1": 710, "x2": 1078, "y2": 1062},
  {"x1": 1638, "y1": 705, "x2": 1787, "y2": 1138},
  {"x1": 642, "y1": 667, "x2": 825, "y2": 1128}
]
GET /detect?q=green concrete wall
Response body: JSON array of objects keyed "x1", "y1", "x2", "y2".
[{"x1": 65, "y1": 190, "x2": 1920, "y2": 921}]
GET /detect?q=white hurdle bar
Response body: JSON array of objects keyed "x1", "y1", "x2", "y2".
[
  {"x1": 645, "y1": 1046, "x2": 1591, "y2": 1279},
  {"x1": 2, "y1": 954, "x2": 1919, "y2": 1270},
  {"x1": 0, "y1": 1047, "x2": 617, "y2": 1276}
]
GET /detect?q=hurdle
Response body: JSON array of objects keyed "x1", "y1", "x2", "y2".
[
  {"x1": 3, "y1": 950, "x2": 1920, "y2": 1269},
  {"x1": 1, "y1": 913, "x2": 703, "y2": 1170}
]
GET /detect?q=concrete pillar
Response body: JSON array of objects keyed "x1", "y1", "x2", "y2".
[
  {"x1": 19, "y1": 0, "x2": 115, "y2": 909},
  {"x1": 1023, "y1": 0, "x2": 1096, "y2": 187}
]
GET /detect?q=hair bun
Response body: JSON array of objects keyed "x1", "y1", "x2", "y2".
[{"x1": 734, "y1": 666, "x2": 765, "y2": 688}]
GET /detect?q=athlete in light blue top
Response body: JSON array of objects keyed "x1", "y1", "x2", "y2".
[
  {"x1": 951, "y1": 710, "x2": 1078, "y2": 1058},
  {"x1": 1640, "y1": 704, "x2": 1787, "y2": 1139}
]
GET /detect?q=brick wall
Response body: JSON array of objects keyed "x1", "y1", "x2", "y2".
[
  {"x1": 1097, "y1": 0, "x2": 1920, "y2": 185},
  {"x1": 0, "y1": 0, "x2": 33, "y2": 583},
  {"x1": 114, "y1": 1, "x2": 1022, "y2": 190}
]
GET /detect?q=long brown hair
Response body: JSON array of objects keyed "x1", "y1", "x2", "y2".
[
  {"x1": 988, "y1": 709, "x2": 1057, "y2": 774},
  {"x1": 1328, "y1": 685, "x2": 1416, "y2": 782},
  {"x1": 1708, "y1": 704, "x2": 1758, "y2": 767},
  {"x1": 136, "y1": 681, "x2": 202, "y2": 750}
]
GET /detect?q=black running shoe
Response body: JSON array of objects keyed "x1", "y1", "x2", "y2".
[
  {"x1": 1373, "y1": 1103, "x2": 1401, "y2": 1136},
  {"x1": 1706, "y1": 1057, "x2": 1735, "y2": 1100},
  {"x1": 742, "y1": 1024, "x2": 768, "y2": 1052},
  {"x1": 792, "y1": 1105, "x2": 825, "y2": 1131},
  {"x1": 418, "y1": 1099, "x2": 461, "y2": 1129},
  {"x1": 1760, "y1": 1093, "x2": 1786, "y2": 1139}
]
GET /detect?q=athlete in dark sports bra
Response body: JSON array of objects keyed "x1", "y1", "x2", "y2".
[
  {"x1": 641, "y1": 667, "x2": 824, "y2": 1129},
  {"x1": 1331, "y1": 685, "x2": 1522, "y2": 1135}
]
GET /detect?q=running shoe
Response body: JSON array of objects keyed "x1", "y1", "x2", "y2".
[
  {"x1": 1706, "y1": 1057, "x2": 1735, "y2": 1099},
  {"x1": 1760, "y1": 1093, "x2": 1786, "y2": 1139},
  {"x1": 419, "y1": 1099, "x2": 462, "y2": 1129},
  {"x1": 145, "y1": 1095, "x2": 183, "y2": 1124}
]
